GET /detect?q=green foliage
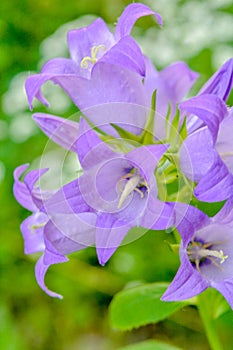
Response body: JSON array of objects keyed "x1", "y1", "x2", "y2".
[
  {"x1": 118, "y1": 340, "x2": 183, "y2": 350},
  {"x1": 109, "y1": 283, "x2": 185, "y2": 330}
]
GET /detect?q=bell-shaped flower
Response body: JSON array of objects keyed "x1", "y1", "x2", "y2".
[
  {"x1": 25, "y1": 3, "x2": 161, "y2": 109},
  {"x1": 14, "y1": 164, "x2": 96, "y2": 298},
  {"x1": 179, "y1": 94, "x2": 233, "y2": 202},
  {"x1": 162, "y1": 204, "x2": 233, "y2": 309},
  {"x1": 43, "y1": 118, "x2": 174, "y2": 266}
]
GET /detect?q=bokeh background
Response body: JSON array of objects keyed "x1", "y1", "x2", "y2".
[{"x1": 1, "y1": 0, "x2": 233, "y2": 349}]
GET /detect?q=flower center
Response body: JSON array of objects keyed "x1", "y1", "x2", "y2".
[
  {"x1": 117, "y1": 170, "x2": 149, "y2": 209},
  {"x1": 80, "y1": 45, "x2": 107, "y2": 69},
  {"x1": 187, "y1": 239, "x2": 228, "y2": 272}
]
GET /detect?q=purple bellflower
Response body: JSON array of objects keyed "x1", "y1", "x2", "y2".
[
  {"x1": 162, "y1": 204, "x2": 233, "y2": 309},
  {"x1": 25, "y1": 3, "x2": 162, "y2": 135},
  {"x1": 42, "y1": 118, "x2": 174, "y2": 266},
  {"x1": 14, "y1": 164, "x2": 96, "y2": 298}
]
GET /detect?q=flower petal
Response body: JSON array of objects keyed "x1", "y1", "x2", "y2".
[
  {"x1": 194, "y1": 153, "x2": 233, "y2": 202},
  {"x1": 76, "y1": 118, "x2": 117, "y2": 170},
  {"x1": 162, "y1": 254, "x2": 209, "y2": 301},
  {"x1": 20, "y1": 212, "x2": 47, "y2": 254},
  {"x1": 115, "y1": 3, "x2": 162, "y2": 40},
  {"x1": 33, "y1": 113, "x2": 79, "y2": 152},
  {"x1": 213, "y1": 279, "x2": 233, "y2": 310},
  {"x1": 199, "y1": 58, "x2": 233, "y2": 101},
  {"x1": 145, "y1": 60, "x2": 198, "y2": 117},
  {"x1": 68, "y1": 18, "x2": 115, "y2": 64},
  {"x1": 180, "y1": 127, "x2": 215, "y2": 182},
  {"x1": 13, "y1": 164, "x2": 37, "y2": 211},
  {"x1": 180, "y1": 94, "x2": 227, "y2": 142},
  {"x1": 25, "y1": 58, "x2": 79, "y2": 109},
  {"x1": 42, "y1": 179, "x2": 91, "y2": 215},
  {"x1": 99, "y1": 36, "x2": 145, "y2": 76},
  {"x1": 125, "y1": 144, "x2": 169, "y2": 183},
  {"x1": 35, "y1": 250, "x2": 68, "y2": 299},
  {"x1": 45, "y1": 212, "x2": 96, "y2": 252},
  {"x1": 95, "y1": 213, "x2": 131, "y2": 265}
]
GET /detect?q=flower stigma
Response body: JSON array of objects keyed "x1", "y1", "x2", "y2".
[
  {"x1": 187, "y1": 239, "x2": 228, "y2": 272},
  {"x1": 117, "y1": 170, "x2": 149, "y2": 209},
  {"x1": 80, "y1": 45, "x2": 107, "y2": 69}
]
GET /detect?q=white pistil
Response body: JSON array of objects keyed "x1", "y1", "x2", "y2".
[
  {"x1": 118, "y1": 174, "x2": 141, "y2": 209},
  {"x1": 197, "y1": 248, "x2": 228, "y2": 264},
  {"x1": 80, "y1": 45, "x2": 106, "y2": 69}
]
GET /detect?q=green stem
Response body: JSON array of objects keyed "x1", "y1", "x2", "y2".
[{"x1": 198, "y1": 293, "x2": 223, "y2": 350}]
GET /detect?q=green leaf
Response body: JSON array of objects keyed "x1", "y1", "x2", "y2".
[
  {"x1": 109, "y1": 283, "x2": 185, "y2": 330},
  {"x1": 117, "y1": 340, "x2": 183, "y2": 350}
]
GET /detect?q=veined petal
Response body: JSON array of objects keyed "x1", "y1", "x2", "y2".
[
  {"x1": 141, "y1": 194, "x2": 174, "y2": 230},
  {"x1": 35, "y1": 249, "x2": 68, "y2": 299},
  {"x1": 95, "y1": 213, "x2": 131, "y2": 265},
  {"x1": 180, "y1": 127, "x2": 215, "y2": 182},
  {"x1": 76, "y1": 118, "x2": 117, "y2": 170},
  {"x1": 149, "y1": 61, "x2": 198, "y2": 117},
  {"x1": 180, "y1": 94, "x2": 228, "y2": 143},
  {"x1": 45, "y1": 212, "x2": 96, "y2": 252},
  {"x1": 68, "y1": 18, "x2": 115, "y2": 64},
  {"x1": 115, "y1": 3, "x2": 162, "y2": 41},
  {"x1": 13, "y1": 164, "x2": 37, "y2": 211},
  {"x1": 213, "y1": 279, "x2": 233, "y2": 310},
  {"x1": 25, "y1": 58, "x2": 79, "y2": 109},
  {"x1": 162, "y1": 254, "x2": 209, "y2": 301},
  {"x1": 33, "y1": 113, "x2": 79, "y2": 152},
  {"x1": 194, "y1": 153, "x2": 233, "y2": 202},
  {"x1": 42, "y1": 179, "x2": 91, "y2": 215},
  {"x1": 125, "y1": 144, "x2": 169, "y2": 183},
  {"x1": 99, "y1": 36, "x2": 145, "y2": 76},
  {"x1": 20, "y1": 212, "x2": 47, "y2": 254},
  {"x1": 199, "y1": 58, "x2": 233, "y2": 101}
]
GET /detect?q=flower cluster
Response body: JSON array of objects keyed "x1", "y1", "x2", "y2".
[{"x1": 15, "y1": 3, "x2": 233, "y2": 306}]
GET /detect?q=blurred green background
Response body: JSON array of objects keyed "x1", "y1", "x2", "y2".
[{"x1": 1, "y1": 0, "x2": 233, "y2": 349}]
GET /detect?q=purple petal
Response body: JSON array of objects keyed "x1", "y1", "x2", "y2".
[
  {"x1": 68, "y1": 18, "x2": 115, "y2": 65},
  {"x1": 215, "y1": 109, "x2": 233, "y2": 173},
  {"x1": 42, "y1": 179, "x2": 91, "y2": 215},
  {"x1": 213, "y1": 279, "x2": 233, "y2": 310},
  {"x1": 99, "y1": 36, "x2": 145, "y2": 76},
  {"x1": 35, "y1": 252, "x2": 68, "y2": 299},
  {"x1": 162, "y1": 254, "x2": 209, "y2": 301},
  {"x1": 115, "y1": 3, "x2": 162, "y2": 41},
  {"x1": 141, "y1": 194, "x2": 175, "y2": 230},
  {"x1": 44, "y1": 212, "x2": 96, "y2": 253},
  {"x1": 13, "y1": 164, "x2": 37, "y2": 211},
  {"x1": 174, "y1": 203, "x2": 210, "y2": 244},
  {"x1": 20, "y1": 212, "x2": 47, "y2": 254},
  {"x1": 125, "y1": 144, "x2": 169, "y2": 184},
  {"x1": 95, "y1": 213, "x2": 131, "y2": 265},
  {"x1": 194, "y1": 153, "x2": 233, "y2": 202},
  {"x1": 213, "y1": 196, "x2": 233, "y2": 224},
  {"x1": 76, "y1": 118, "x2": 117, "y2": 170},
  {"x1": 147, "y1": 61, "x2": 198, "y2": 117},
  {"x1": 180, "y1": 127, "x2": 215, "y2": 182},
  {"x1": 199, "y1": 58, "x2": 233, "y2": 101},
  {"x1": 180, "y1": 94, "x2": 228, "y2": 143},
  {"x1": 33, "y1": 113, "x2": 79, "y2": 152},
  {"x1": 25, "y1": 58, "x2": 79, "y2": 109}
]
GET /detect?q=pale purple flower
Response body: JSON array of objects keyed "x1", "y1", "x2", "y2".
[
  {"x1": 25, "y1": 3, "x2": 162, "y2": 111},
  {"x1": 162, "y1": 204, "x2": 233, "y2": 309},
  {"x1": 42, "y1": 118, "x2": 174, "y2": 265},
  {"x1": 14, "y1": 164, "x2": 96, "y2": 298}
]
